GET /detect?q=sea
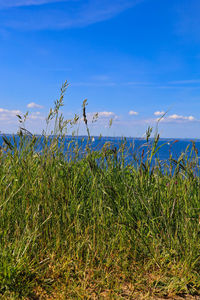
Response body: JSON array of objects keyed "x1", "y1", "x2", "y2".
[{"x1": 1, "y1": 134, "x2": 200, "y2": 165}]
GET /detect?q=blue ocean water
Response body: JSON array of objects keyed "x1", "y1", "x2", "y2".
[{"x1": 1, "y1": 135, "x2": 200, "y2": 164}]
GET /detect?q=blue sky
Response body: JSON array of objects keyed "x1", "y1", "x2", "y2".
[{"x1": 0, "y1": 0, "x2": 200, "y2": 138}]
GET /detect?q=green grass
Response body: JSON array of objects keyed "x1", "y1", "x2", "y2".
[{"x1": 1, "y1": 82, "x2": 200, "y2": 299}]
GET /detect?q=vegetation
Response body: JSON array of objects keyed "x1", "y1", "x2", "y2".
[{"x1": 1, "y1": 82, "x2": 200, "y2": 299}]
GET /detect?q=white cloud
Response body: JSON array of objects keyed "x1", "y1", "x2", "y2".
[
  {"x1": 125, "y1": 81, "x2": 151, "y2": 86},
  {"x1": 98, "y1": 111, "x2": 116, "y2": 118},
  {"x1": 156, "y1": 114, "x2": 195, "y2": 123},
  {"x1": 168, "y1": 114, "x2": 194, "y2": 121},
  {"x1": 72, "y1": 82, "x2": 116, "y2": 87},
  {"x1": 188, "y1": 116, "x2": 195, "y2": 121},
  {"x1": 27, "y1": 102, "x2": 43, "y2": 109},
  {"x1": 0, "y1": 107, "x2": 44, "y2": 126},
  {"x1": 0, "y1": 108, "x2": 21, "y2": 121},
  {"x1": 129, "y1": 110, "x2": 138, "y2": 115},
  {"x1": 169, "y1": 80, "x2": 200, "y2": 85},
  {"x1": 154, "y1": 111, "x2": 165, "y2": 116},
  {"x1": 92, "y1": 75, "x2": 110, "y2": 81},
  {"x1": 0, "y1": 108, "x2": 21, "y2": 114},
  {"x1": 29, "y1": 111, "x2": 44, "y2": 120},
  {"x1": 84, "y1": 111, "x2": 118, "y2": 123},
  {"x1": 0, "y1": 0, "x2": 67, "y2": 9},
  {"x1": 0, "y1": 0, "x2": 144, "y2": 30}
]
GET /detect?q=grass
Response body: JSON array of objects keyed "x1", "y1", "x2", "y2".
[{"x1": 1, "y1": 82, "x2": 200, "y2": 299}]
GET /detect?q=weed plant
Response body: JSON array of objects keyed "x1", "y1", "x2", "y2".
[{"x1": 0, "y1": 82, "x2": 200, "y2": 299}]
